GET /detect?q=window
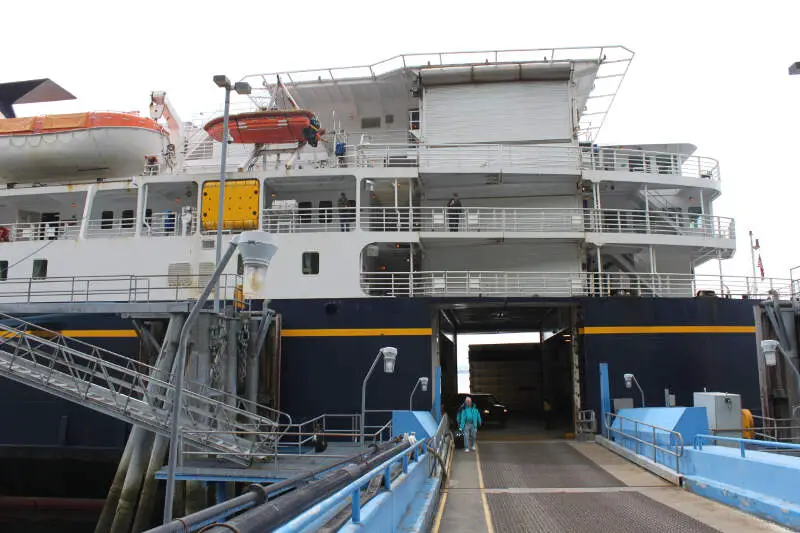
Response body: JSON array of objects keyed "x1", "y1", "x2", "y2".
[
  {"x1": 385, "y1": 114, "x2": 394, "y2": 125},
  {"x1": 101, "y1": 210, "x2": 114, "y2": 230},
  {"x1": 121, "y1": 209, "x2": 134, "y2": 229},
  {"x1": 0, "y1": 261, "x2": 7, "y2": 281},
  {"x1": 237, "y1": 254, "x2": 244, "y2": 275},
  {"x1": 360, "y1": 117, "x2": 381, "y2": 129},
  {"x1": 32, "y1": 259, "x2": 47, "y2": 280},
  {"x1": 302, "y1": 252, "x2": 319, "y2": 275}
]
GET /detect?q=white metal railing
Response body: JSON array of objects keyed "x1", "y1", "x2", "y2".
[
  {"x1": 582, "y1": 146, "x2": 720, "y2": 181},
  {"x1": 262, "y1": 208, "x2": 350, "y2": 233},
  {"x1": 0, "y1": 274, "x2": 246, "y2": 305},
  {"x1": 0, "y1": 221, "x2": 81, "y2": 242},
  {"x1": 357, "y1": 207, "x2": 735, "y2": 239},
  {"x1": 360, "y1": 271, "x2": 792, "y2": 299}
]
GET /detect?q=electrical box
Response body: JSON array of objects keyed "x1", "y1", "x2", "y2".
[
  {"x1": 693, "y1": 392, "x2": 742, "y2": 443},
  {"x1": 202, "y1": 179, "x2": 259, "y2": 231}
]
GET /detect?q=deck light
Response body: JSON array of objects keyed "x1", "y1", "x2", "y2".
[
  {"x1": 237, "y1": 231, "x2": 278, "y2": 298},
  {"x1": 213, "y1": 75, "x2": 231, "y2": 88},
  {"x1": 361, "y1": 347, "x2": 399, "y2": 445},
  {"x1": 623, "y1": 373, "x2": 646, "y2": 407},
  {"x1": 234, "y1": 81, "x2": 252, "y2": 95},
  {"x1": 761, "y1": 339, "x2": 779, "y2": 366},
  {"x1": 409, "y1": 376, "x2": 429, "y2": 410},
  {"x1": 789, "y1": 62, "x2": 800, "y2": 76}
]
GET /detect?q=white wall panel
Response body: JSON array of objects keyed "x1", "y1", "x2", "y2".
[{"x1": 421, "y1": 81, "x2": 572, "y2": 144}]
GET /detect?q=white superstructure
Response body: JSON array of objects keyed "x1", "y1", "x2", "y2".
[{"x1": 0, "y1": 47, "x2": 779, "y2": 305}]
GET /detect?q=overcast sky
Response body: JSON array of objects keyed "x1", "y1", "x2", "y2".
[{"x1": 5, "y1": 0, "x2": 799, "y2": 279}]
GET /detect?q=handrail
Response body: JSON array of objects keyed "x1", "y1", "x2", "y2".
[
  {"x1": 273, "y1": 438, "x2": 428, "y2": 532},
  {"x1": 693, "y1": 434, "x2": 800, "y2": 458},
  {"x1": 604, "y1": 411, "x2": 684, "y2": 471},
  {"x1": 360, "y1": 271, "x2": 792, "y2": 299},
  {"x1": 582, "y1": 146, "x2": 720, "y2": 182}
]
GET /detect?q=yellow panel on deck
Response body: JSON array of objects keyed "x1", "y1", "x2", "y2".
[{"x1": 202, "y1": 179, "x2": 260, "y2": 231}]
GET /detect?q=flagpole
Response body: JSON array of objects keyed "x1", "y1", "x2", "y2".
[{"x1": 749, "y1": 230, "x2": 758, "y2": 296}]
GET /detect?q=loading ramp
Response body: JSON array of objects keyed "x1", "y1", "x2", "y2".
[
  {"x1": 0, "y1": 312, "x2": 288, "y2": 465},
  {"x1": 434, "y1": 438, "x2": 791, "y2": 533}
]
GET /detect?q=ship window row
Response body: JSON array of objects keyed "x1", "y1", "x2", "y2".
[{"x1": 302, "y1": 252, "x2": 319, "y2": 275}]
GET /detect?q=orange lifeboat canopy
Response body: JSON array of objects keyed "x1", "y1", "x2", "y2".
[{"x1": 204, "y1": 109, "x2": 320, "y2": 145}]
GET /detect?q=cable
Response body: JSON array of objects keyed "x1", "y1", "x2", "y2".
[
  {"x1": 198, "y1": 524, "x2": 239, "y2": 533},
  {"x1": 8, "y1": 238, "x2": 56, "y2": 269}
]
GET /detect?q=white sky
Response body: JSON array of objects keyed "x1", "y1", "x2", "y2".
[{"x1": 5, "y1": 0, "x2": 800, "y2": 279}]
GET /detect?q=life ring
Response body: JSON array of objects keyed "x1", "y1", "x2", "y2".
[{"x1": 0, "y1": 226, "x2": 10, "y2": 242}]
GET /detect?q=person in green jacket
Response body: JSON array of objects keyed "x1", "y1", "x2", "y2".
[{"x1": 457, "y1": 396, "x2": 482, "y2": 452}]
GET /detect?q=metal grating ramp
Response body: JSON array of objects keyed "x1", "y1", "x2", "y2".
[
  {"x1": 0, "y1": 313, "x2": 288, "y2": 465},
  {"x1": 479, "y1": 442, "x2": 624, "y2": 488},
  {"x1": 486, "y1": 492, "x2": 721, "y2": 533}
]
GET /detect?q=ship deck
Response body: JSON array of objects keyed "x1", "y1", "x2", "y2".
[{"x1": 434, "y1": 421, "x2": 789, "y2": 533}]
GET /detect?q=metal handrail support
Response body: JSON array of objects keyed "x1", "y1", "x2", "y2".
[
  {"x1": 693, "y1": 434, "x2": 800, "y2": 458},
  {"x1": 604, "y1": 411, "x2": 684, "y2": 472}
]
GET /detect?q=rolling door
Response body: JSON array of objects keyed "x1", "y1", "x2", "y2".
[{"x1": 421, "y1": 81, "x2": 572, "y2": 144}]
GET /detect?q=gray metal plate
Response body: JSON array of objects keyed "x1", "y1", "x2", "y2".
[
  {"x1": 487, "y1": 492, "x2": 721, "y2": 533},
  {"x1": 479, "y1": 443, "x2": 624, "y2": 488}
]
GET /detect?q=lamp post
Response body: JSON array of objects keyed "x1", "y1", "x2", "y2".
[
  {"x1": 212, "y1": 75, "x2": 252, "y2": 313},
  {"x1": 163, "y1": 231, "x2": 277, "y2": 523},
  {"x1": 409, "y1": 377, "x2": 429, "y2": 411},
  {"x1": 360, "y1": 347, "x2": 398, "y2": 447},
  {"x1": 623, "y1": 373, "x2": 645, "y2": 407}
]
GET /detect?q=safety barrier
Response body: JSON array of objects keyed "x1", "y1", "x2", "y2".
[{"x1": 604, "y1": 411, "x2": 684, "y2": 472}]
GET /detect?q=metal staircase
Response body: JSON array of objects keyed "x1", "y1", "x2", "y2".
[{"x1": 0, "y1": 313, "x2": 289, "y2": 466}]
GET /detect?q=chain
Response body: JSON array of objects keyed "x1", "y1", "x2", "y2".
[
  {"x1": 237, "y1": 318, "x2": 251, "y2": 386},
  {"x1": 209, "y1": 318, "x2": 227, "y2": 391}
]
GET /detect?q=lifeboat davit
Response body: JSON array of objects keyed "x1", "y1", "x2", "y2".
[
  {"x1": 204, "y1": 109, "x2": 324, "y2": 146},
  {"x1": 0, "y1": 112, "x2": 167, "y2": 183}
]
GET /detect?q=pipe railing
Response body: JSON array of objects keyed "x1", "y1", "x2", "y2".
[
  {"x1": 582, "y1": 146, "x2": 720, "y2": 181},
  {"x1": 357, "y1": 207, "x2": 735, "y2": 238},
  {"x1": 360, "y1": 271, "x2": 792, "y2": 299},
  {"x1": 693, "y1": 434, "x2": 800, "y2": 458},
  {"x1": 605, "y1": 411, "x2": 684, "y2": 471},
  {"x1": 0, "y1": 273, "x2": 246, "y2": 306}
]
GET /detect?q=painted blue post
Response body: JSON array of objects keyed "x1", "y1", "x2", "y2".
[
  {"x1": 402, "y1": 454, "x2": 409, "y2": 473},
  {"x1": 351, "y1": 488, "x2": 361, "y2": 523},
  {"x1": 599, "y1": 363, "x2": 611, "y2": 437},
  {"x1": 216, "y1": 482, "x2": 226, "y2": 504},
  {"x1": 434, "y1": 366, "x2": 442, "y2": 422},
  {"x1": 740, "y1": 440, "x2": 746, "y2": 458},
  {"x1": 384, "y1": 465, "x2": 392, "y2": 490}
]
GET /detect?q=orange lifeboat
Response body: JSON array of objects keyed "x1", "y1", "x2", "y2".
[
  {"x1": 0, "y1": 112, "x2": 167, "y2": 183},
  {"x1": 203, "y1": 109, "x2": 324, "y2": 146}
]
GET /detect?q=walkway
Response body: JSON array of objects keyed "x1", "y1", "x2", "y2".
[{"x1": 433, "y1": 439, "x2": 790, "y2": 533}]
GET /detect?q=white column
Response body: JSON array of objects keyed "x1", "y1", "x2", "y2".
[
  {"x1": 78, "y1": 185, "x2": 97, "y2": 240},
  {"x1": 135, "y1": 183, "x2": 148, "y2": 238},
  {"x1": 644, "y1": 184, "x2": 650, "y2": 233},
  {"x1": 355, "y1": 177, "x2": 362, "y2": 231}
]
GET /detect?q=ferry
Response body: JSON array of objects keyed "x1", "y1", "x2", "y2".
[{"x1": 0, "y1": 47, "x2": 793, "y2": 529}]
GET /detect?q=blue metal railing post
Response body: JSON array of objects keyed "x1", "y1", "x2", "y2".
[
  {"x1": 351, "y1": 488, "x2": 361, "y2": 524},
  {"x1": 402, "y1": 454, "x2": 409, "y2": 473},
  {"x1": 384, "y1": 465, "x2": 392, "y2": 490}
]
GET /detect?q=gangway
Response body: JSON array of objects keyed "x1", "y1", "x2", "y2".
[{"x1": 0, "y1": 312, "x2": 289, "y2": 466}]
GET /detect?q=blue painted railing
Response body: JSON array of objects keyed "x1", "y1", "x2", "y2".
[
  {"x1": 693, "y1": 434, "x2": 800, "y2": 458},
  {"x1": 274, "y1": 439, "x2": 428, "y2": 532}
]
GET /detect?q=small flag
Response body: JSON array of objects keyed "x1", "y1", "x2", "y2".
[{"x1": 757, "y1": 254, "x2": 765, "y2": 279}]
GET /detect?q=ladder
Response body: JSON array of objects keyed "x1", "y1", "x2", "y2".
[{"x1": 0, "y1": 313, "x2": 288, "y2": 466}]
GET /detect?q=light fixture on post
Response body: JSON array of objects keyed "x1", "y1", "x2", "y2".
[
  {"x1": 789, "y1": 62, "x2": 800, "y2": 76},
  {"x1": 163, "y1": 230, "x2": 276, "y2": 524},
  {"x1": 409, "y1": 376, "x2": 429, "y2": 411},
  {"x1": 361, "y1": 347, "x2": 398, "y2": 446},
  {"x1": 760, "y1": 339, "x2": 800, "y2": 383},
  {"x1": 212, "y1": 75, "x2": 253, "y2": 313},
  {"x1": 623, "y1": 373, "x2": 645, "y2": 407}
]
